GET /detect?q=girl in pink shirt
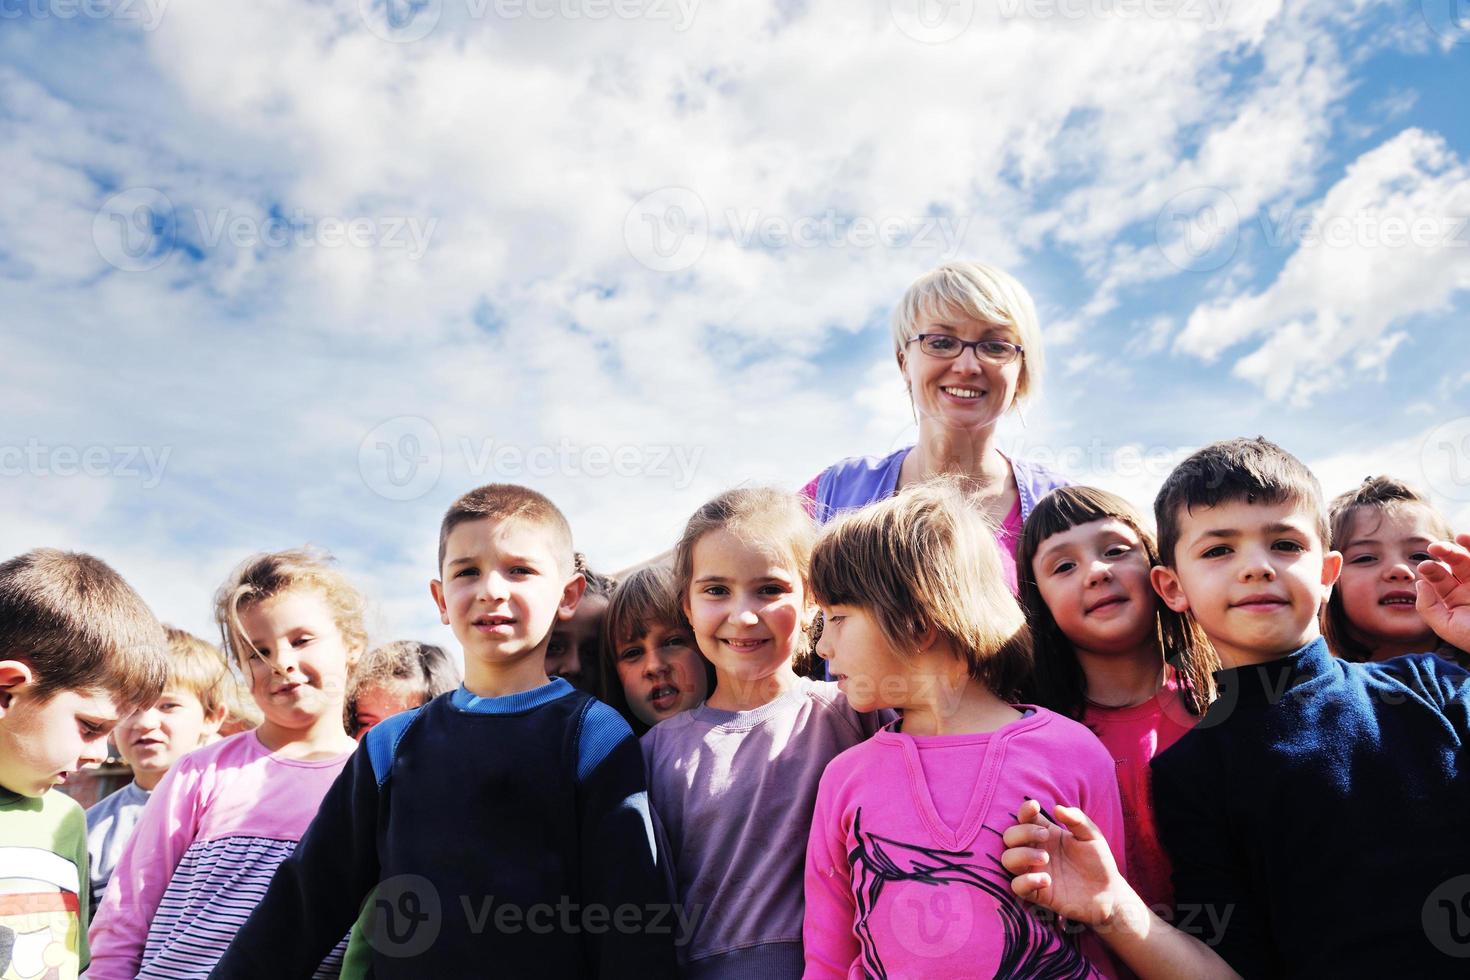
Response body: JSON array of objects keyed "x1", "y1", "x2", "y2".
[
  {"x1": 1016, "y1": 486, "x2": 1219, "y2": 915},
  {"x1": 89, "y1": 548, "x2": 366, "y2": 979},
  {"x1": 804, "y1": 479, "x2": 1127, "y2": 979}
]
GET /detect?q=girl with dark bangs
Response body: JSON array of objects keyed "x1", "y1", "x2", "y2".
[{"x1": 1016, "y1": 486, "x2": 1218, "y2": 916}]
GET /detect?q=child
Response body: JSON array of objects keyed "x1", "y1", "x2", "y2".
[
  {"x1": 642, "y1": 487, "x2": 892, "y2": 978},
  {"x1": 212, "y1": 484, "x2": 676, "y2": 978},
  {"x1": 88, "y1": 547, "x2": 366, "y2": 979},
  {"x1": 343, "y1": 640, "x2": 459, "y2": 738},
  {"x1": 545, "y1": 555, "x2": 614, "y2": 694},
  {"x1": 803, "y1": 480, "x2": 1126, "y2": 978},
  {"x1": 1108, "y1": 437, "x2": 1469, "y2": 977},
  {"x1": 600, "y1": 564, "x2": 713, "y2": 733},
  {"x1": 1017, "y1": 485, "x2": 1217, "y2": 914},
  {"x1": 86, "y1": 626, "x2": 230, "y2": 917},
  {"x1": 1325, "y1": 475, "x2": 1465, "y2": 664},
  {"x1": 0, "y1": 549, "x2": 168, "y2": 979}
]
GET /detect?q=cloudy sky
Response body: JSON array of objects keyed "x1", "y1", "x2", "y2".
[{"x1": 3, "y1": 0, "x2": 1468, "y2": 651}]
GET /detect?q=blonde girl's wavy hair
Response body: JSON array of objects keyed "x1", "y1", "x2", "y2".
[
  {"x1": 891, "y1": 261, "x2": 1045, "y2": 409},
  {"x1": 809, "y1": 477, "x2": 1033, "y2": 701},
  {"x1": 673, "y1": 487, "x2": 819, "y2": 677},
  {"x1": 1016, "y1": 485, "x2": 1219, "y2": 719},
  {"x1": 213, "y1": 547, "x2": 370, "y2": 672}
]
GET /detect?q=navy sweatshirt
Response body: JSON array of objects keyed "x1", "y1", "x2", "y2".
[
  {"x1": 1151, "y1": 638, "x2": 1470, "y2": 978},
  {"x1": 211, "y1": 678, "x2": 678, "y2": 979}
]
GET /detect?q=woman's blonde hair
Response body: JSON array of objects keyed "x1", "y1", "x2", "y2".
[
  {"x1": 212, "y1": 547, "x2": 369, "y2": 671},
  {"x1": 673, "y1": 487, "x2": 818, "y2": 675},
  {"x1": 810, "y1": 478, "x2": 1033, "y2": 700},
  {"x1": 1325, "y1": 476, "x2": 1455, "y2": 663},
  {"x1": 891, "y1": 261, "x2": 1045, "y2": 408}
]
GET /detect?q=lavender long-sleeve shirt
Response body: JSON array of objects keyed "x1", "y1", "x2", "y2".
[{"x1": 641, "y1": 679, "x2": 890, "y2": 979}]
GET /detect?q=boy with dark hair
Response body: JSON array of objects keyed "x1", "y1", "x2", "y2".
[
  {"x1": 0, "y1": 549, "x2": 168, "y2": 976},
  {"x1": 214, "y1": 484, "x2": 677, "y2": 978},
  {"x1": 1146, "y1": 437, "x2": 1470, "y2": 977}
]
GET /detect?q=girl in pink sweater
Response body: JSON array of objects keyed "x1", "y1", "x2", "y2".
[
  {"x1": 1016, "y1": 486, "x2": 1218, "y2": 915},
  {"x1": 88, "y1": 548, "x2": 365, "y2": 979},
  {"x1": 804, "y1": 479, "x2": 1126, "y2": 979}
]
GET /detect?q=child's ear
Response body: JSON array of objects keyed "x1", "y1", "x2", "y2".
[
  {"x1": 1320, "y1": 549, "x2": 1343, "y2": 599},
  {"x1": 202, "y1": 702, "x2": 228, "y2": 739},
  {"x1": 429, "y1": 579, "x2": 449, "y2": 626},
  {"x1": 1150, "y1": 566, "x2": 1191, "y2": 614},
  {"x1": 0, "y1": 660, "x2": 35, "y2": 717},
  {"x1": 557, "y1": 573, "x2": 588, "y2": 622}
]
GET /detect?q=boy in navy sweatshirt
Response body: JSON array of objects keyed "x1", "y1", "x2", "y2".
[
  {"x1": 213, "y1": 484, "x2": 678, "y2": 978},
  {"x1": 1000, "y1": 438, "x2": 1470, "y2": 980}
]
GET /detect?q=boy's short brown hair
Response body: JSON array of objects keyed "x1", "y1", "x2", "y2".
[
  {"x1": 162, "y1": 625, "x2": 237, "y2": 718},
  {"x1": 437, "y1": 484, "x2": 575, "y2": 575},
  {"x1": 0, "y1": 548, "x2": 168, "y2": 709},
  {"x1": 1154, "y1": 437, "x2": 1329, "y2": 566}
]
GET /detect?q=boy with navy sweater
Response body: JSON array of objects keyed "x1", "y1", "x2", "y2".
[
  {"x1": 212, "y1": 485, "x2": 678, "y2": 978},
  {"x1": 1000, "y1": 438, "x2": 1470, "y2": 980}
]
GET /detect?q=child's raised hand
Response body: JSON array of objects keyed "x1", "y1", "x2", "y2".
[
  {"x1": 1000, "y1": 798, "x2": 1134, "y2": 928},
  {"x1": 1417, "y1": 533, "x2": 1470, "y2": 651}
]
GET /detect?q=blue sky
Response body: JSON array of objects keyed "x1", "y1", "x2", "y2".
[{"x1": 3, "y1": 0, "x2": 1468, "y2": 651}]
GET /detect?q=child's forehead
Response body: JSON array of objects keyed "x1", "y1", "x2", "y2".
[
  {"x1": 1345, "y1": 502, "x2": 1439, "y2": 540},
  {"x1": 47, "y1": 686, "x2": 122, "y2": 720},
  {"x1": 694, "y1": 527, "x2": 800, "y2": 573},
  {"x1": 1176, "y1": 495, "x2": 1323, "y2": 539},
  {"x1": 447, "y1": 515, "x2": 568, "y2": 560}
]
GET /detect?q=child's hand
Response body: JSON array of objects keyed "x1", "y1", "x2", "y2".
[
  {"x1": 1000, "y1": 799, "x2": 1136, "y2": 929},
  {"x1": 1417, "y1": 533, "x2": 1470, "y2": 652}
]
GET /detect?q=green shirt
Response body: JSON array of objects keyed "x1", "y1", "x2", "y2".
[{"x1": 0, "y1": 787, "x2": 91, "y2": 977}]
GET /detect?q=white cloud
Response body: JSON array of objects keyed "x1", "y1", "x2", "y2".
[{"x1": 1176, "y1": 127, "x2": 1470, "y2": 403}]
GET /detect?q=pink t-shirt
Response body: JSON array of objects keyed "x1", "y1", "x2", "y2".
[
  {"x1": 88, "y1": 731, "x2": 353, "y2": 980},
  {"x1": 1081, "y1": 670, "x2": 1198, "y2": 915},
  {"x1": 804, "y1": 707, "x2": 1126, "y2": 979}
]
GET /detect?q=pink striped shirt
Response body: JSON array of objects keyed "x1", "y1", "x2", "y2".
[{"x1": 87, "y1": 731, "x2": 352, "y2": 979}]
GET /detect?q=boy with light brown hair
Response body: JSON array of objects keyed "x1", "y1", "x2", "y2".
[{"x1": 0, "y1": 549, "x2": 168, "y2": 976}]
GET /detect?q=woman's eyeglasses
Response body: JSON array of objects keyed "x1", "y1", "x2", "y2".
[{"x1": 907, "y1": 334, "x2": 1024, "y2": 364}]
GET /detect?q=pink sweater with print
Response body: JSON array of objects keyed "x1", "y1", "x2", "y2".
[
  {"x1": 804, "y1": 707, "x2": 1126, "y2": 979},
  {"x1": 87, "y1": 731, "x2": 352, "y2": 980},
  {"x1": 1082, "y1": 670, "x2": 1197, "y2": 915}
]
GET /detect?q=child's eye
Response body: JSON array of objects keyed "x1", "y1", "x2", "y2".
[
  {"x1": 701, "y1": 585, "x2": 729, "y2": 597},
  {"x1": 547, "y1": 638, "x2": 567, "y2": 655},
  {"x1": 825, "y1": 614, "x2": 845, "y2": 624},
  {"x1": 1202, "y1": 545, "x2": 1231, "y2": 559},
  {"x1": 455, "y1": 567, "x2": 478, "y2": 578},
  {"x1": 660, "y1": 635, "x2": 690, "y2": 649},
  {"x1": 759, "y1": 584, "x2": 789, "y2": 597},
  {"x1": 511, "y1": 566, "x2": 536, "y2": 576},
  {"x1": 1348, "y1": 553, "x2": 1377, "y2": 565},
  {"x1": 618, "y1": 647, "x2": 642, "y2": 662},
  {"x1": 1104, "y1": 546, "x2": 1130, "y2": 559},
  {"x1": 1050, "y1": 560, "x2": 1076, "y2": 575},
  {"x1": 1273, "y1": 540, "x2": 1305, "y2": 553},
  {"x1": 80, "y1": 720, "x2": 106, "y2": 738},
  {"x1": 1411, "y1": 552, "x2": 1433, "y2": 563},
  {"x1": 293, "y1": 636, "x2": 314, "y2": 647}
]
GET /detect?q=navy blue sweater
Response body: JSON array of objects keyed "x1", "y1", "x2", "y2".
[
  {"x1": 211, "y1": 679, "x2": 678, "y2": 978},
  {"x1": 1151, "y1": 638, "x2": 1470, "y2": 978}
]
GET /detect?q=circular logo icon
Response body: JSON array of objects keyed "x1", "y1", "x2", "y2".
[
  {"x1": 623, "y1": 187, "x2": 708, "y2": 273},
  {"x1": 1420, "y1": 0, "x2": 1470, "y2": 45},
  {"x1": 358, "y1": 0, "x2": 442, "y2": 43},
  {"x1": 365, "y1": 874, "x2": 442, "y2": 958},
  {"x1": 1155, "y1": 187, "x2": 1239, "y2": 273},
  {"x1": 93, "y1": 187, "x2": 175, "y2": 272},
  {"x1": 890, "y1": 0, "x2": 975, "y2": 44},
  {"x1": 888, "y1": 882, "x2": 976, "y2": 958},
  {"x1": 1423, "y1": 874, "x2": 1470, "y2": 958},
  {"x1": 359, "y1": 416, "x2": 443, "y2": 502},
  {"x1": 1421, "y1": 417, "x2": 1470, "y2": 503}
]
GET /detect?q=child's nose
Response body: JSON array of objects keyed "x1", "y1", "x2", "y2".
[
  {"x1": 642, "y1": 651, "x2": 669, "y2": 678},
  {"x1": 1085, "y1": 561, "x2": 1112, "y2": 587},
  {"x1": 78, "y1": 736, "x2": 109, "y2": 767},
  {"x1": 1383, "y1": 560, "x2": 1416, "y2": 581},
  {"x1": 479, "y1": 572, "x2": 511, "y2": 601}
]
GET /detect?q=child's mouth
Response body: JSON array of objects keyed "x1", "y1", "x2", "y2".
[
  {"x1": 721, "y1": 638, "x2": 768, "y2": 653},
  {"x1": 1379, "y1": 591, "x2": 1417, "y2": 607},
  {"x1": 648, "y1": 685, "x2": 681, "y2": 711},
  {"x1": 1085, "y1": 595, "x2": 1128, "y2": 614}
]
